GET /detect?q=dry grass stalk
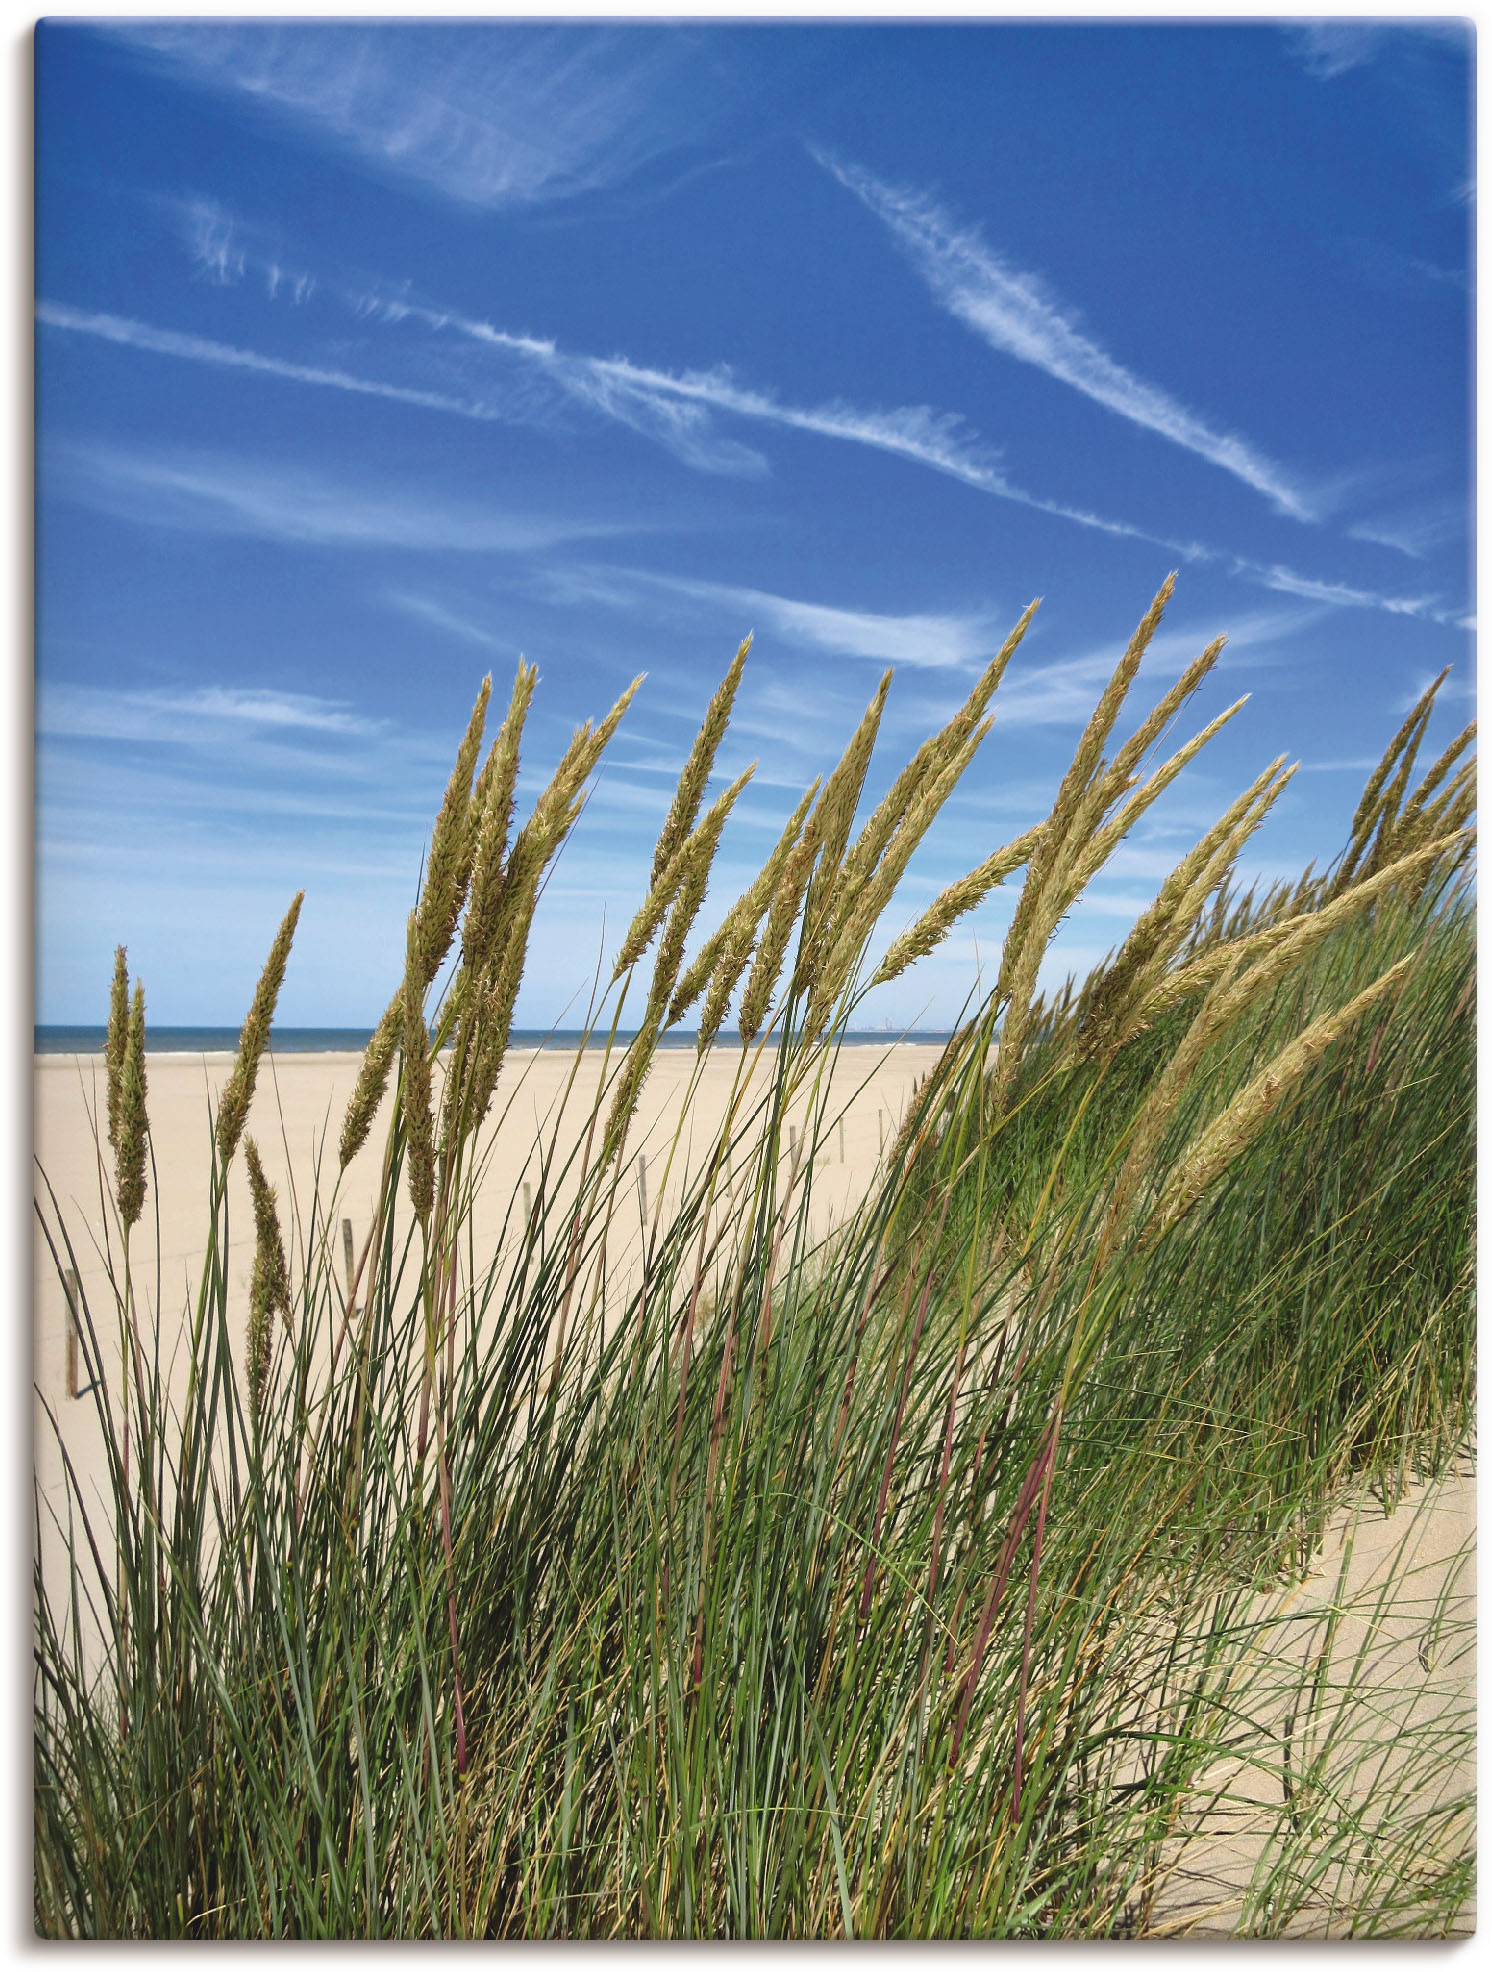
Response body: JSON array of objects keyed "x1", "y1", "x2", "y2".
[
  {"x1": 1053, "y1": 574, "x2": 1175, "y2": 840},
  {"x1": 839, "y1": 601, "x2": 1039, "y2": 898},
  {"x1": 1133, "y1": 830, "x2": 1463, "y2": 1031},
  {"x1": 871, "y1": 822, "x2": 1043, "y2": 990},
  {"x1": 1073, "y1": 694, "x2": 1249, "y2": 887},
  {"x1": 812, "y1": 715, "x2": 997, "y2": 1017},
  {"x1": 602, "y1": 769, "x2": 752, "y2": 1159},
  {"x1": 651, "y1": 636, "x2": 751, "y2": 888},
  {"x1": 1399, "y1": 721, "x2": 1476, "y2": 835},
  {"x1": 648, "y1": 770, "x2": 753, "y2": 1014},
  {"x1": 1073, "y1": 758, "x2": 1294, "y2": 1058},
  {"x1": 105, "y1": 945, "x2": 129, "y2": 1156},
  {"x1": 215, "y1": 893, "x2": 304, "y2": 1167},
  {"x1": 115, "y1": 981, "x2": 149, "y2": 1232},
  {"x1": 339, "y1": 992, "x2": 401, "y2": 1169},
  {"x1": 673, "y1": 779, "x2": 821, "y2": 1039},
  {"x1": 1328, "y1": 671, "x2": 1449, "y2": 896},
  {"x1": 440, "y1": 670, "x2": 644, "y2": 1143},
  {"x1": 738, "y1": 825, "x2": 821, "y2": 1044},
  {"x1": 1134, "y1": 955, "x2": 1416, "y2": 1257},
  {"x1": 244, "y1": 1136, "x2": 291, "y2": 1429},
  {"x1": 1098, "y1": 838, "x2": 1456, "y2": 1260},
  {"x1": 1349, "y1": 671, "x2": 1447, "y2": 843},
  {"x1": 412, "y1": 677, "x2": 491, "y2": 988},
  {"x1": 798, "y1": 670, "x2": 893, "y2": 964},
  {"x1": 988, "y1": 580, "x2": 1177, "y2": 1092},
  {"x1": 617, "y1": 763, "x2": 754, "y2": 984},
  {"x1": 461, "y1": 661, "x2": 538, "y2": 979},
  {"x1": 1099, "y1": 635, "x2": 1226, "y2": 801},
  {"x1": 612, "y1": 833, "x2": 694, "y2": 982}
]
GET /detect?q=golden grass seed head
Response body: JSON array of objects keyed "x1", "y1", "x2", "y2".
[
  {"x1": 1077, "y1": 699, "x2": 1253, "y2": 887},
  {"x1": 216, "y1": 892, "x2": 304, "y2": 1167},
  {"x1": 106, "y1": 945, "x2": 129, "y2": 1155},
  {"x1": 797, "y1": 672, "x2": 894, "y2": 985},
  {"x1": 671, "y1": 777, "x2": 820, "y2": 1036},
  {"x1": 558, "y1": 675, "x2": 643, "y2": 808},
  {"x1": 739, "y1": 827, "x2": 820, "y2": 1043},
  {"x1": 501, "y1": 675, "x2": 642, "y2": 925},
  {"x1": 244, "y1": 1135, "x2": 291, "y2": 1429},
  {"x1": 984, "y1": 595, "x2": 1184, "y2": 1036},
  {"x1": 461, "y1": 661, "x2": 537, "y2": 975},
  {"x1": 1137, "y1": 955, "x2": 1415, "y2": 1257},
  {"x1": 1132, "y1": 831, "x2": 1459, "y2": 1047},
  {"x1": 644, "y1": 766, "x2": 753, "y2": 1024},
  {"x1": 839, "y1": 602, "x2": 1037, "y2": 897},
  {"x1": 339, "y1": 991, "x2": 401, "y2": 1169},
  {"x1": 812, "y1": 671, "x2": 892, "y2": 883},
  {"x1": 1349, "y1": 669, "x2": 1447, "y2": 843},
  {"x1": 814, "y1": 717, "x2": 995, "y2": 1007},
  {"x1": 1072, "y1": 753, "x2": 1292, "y2": 1049},
  {"x1": 613, "y1": 831, "x2": 694, "y2": 982},
  {"x1": 1099, "y1": 637, "x2": 1226, "y2": 807},
  {"x1": 668, "y1": 924, "x2": 730, "y2": 1031},
  {"x1": 411, "y1": 676, "x2": 491, "y2": 987},
  {"x1": 1358, "y1": 713, "x2": 1440, "y2": 881},
  {"x1": 1075, "y1": 762, "x2": 1294, "y2": 1053},
  {"x1": 1401, "y1": 720, "x2": 1475, "y2": 830},
  {"x1": 601, "y1": 1007, "x2": 661, "y2": 1166},
  {"x1": 693, "y1": 932, "x2": 743, "y2": 1053},
  {"x1": 607, "y1": 757, "x2": 737, "y2": 982},
  {"x1": 651, "y1": 636, "x2": 750, "y2": 889},
  {"x1": 461, "y1": 939, "x2": 528, "y2": 1134},
  {"x1": 115, "y1": 980, "x2": 149, "y2": 1232},
  {"x1": 870, "y1": 824, "x2": 1042, "y2": 990},
  {"x1": 1055, "y1": 574, "x2": 1175, "y2": 827},
  {"x1": 1423, "y1": 771, "x2": 1476, "y2": 838}
]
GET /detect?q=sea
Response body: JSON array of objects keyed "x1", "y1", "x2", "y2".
[{"x1": 36, "y1": 1026, "x2": 958, "y2": 1057}]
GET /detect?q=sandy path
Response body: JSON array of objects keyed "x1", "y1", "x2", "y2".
[{"x1": 1148, "y1": 1464, "x2": 1475, "y2": 1937}]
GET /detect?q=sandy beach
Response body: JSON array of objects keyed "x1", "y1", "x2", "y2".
[{"x1": 34, "y1": 1038, "x2": 946, "y2": 1527}]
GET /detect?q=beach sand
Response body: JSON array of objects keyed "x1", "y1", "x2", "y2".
[{"x1": 34, "y1": 1039, "x2": 946, "y2": 1542}]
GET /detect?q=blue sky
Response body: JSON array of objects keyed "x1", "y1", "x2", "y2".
[{"x1": 35, "y1": 17, "x2": 1473, "y2": 1028}]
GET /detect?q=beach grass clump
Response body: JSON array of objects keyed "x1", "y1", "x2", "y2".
[{"x1": 34, "y1": 581, "x2": 1473, "y2": 1939}]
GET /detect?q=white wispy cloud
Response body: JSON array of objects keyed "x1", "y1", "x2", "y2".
[
  {"x1": 37, "y1": 300, "x2": 511, "y2": 422},
  {"x1": 39, "y1": 681, "x2": 384, "y2": 745},
  {"x1": 1238, "y1": 559, "x2": 1460, "y2": 622},
  {"x1": 347, "y1": 277, "x2": 1016, "y2": 489},
  {"x1": 48, "y1": 441, "x2": 622, "y2": 554},
  {"x1": 1346, "y1": 499, "x2": 1466, "y2": 559},
  {"x1": 41, "y1": 278, "x2": 1470, "y2": 627},
  {"x1": 384, "y1": 592, "x2": 515, "y2": 653},
  {"x1": 1284, "y1": 21, "x2": 1469, "y2": 81},
  {"x1": 181, "y1": 196, "x2": 317, "y2": 303},
  {"x1": 818, "y1": 151, "x2": 1318, "y2": 521},
  {"x1": 596, "y1": 568, "x2": 1008, "y2": 670},
  {"x1": 112, "y1": 21, "x2": 705, "y2": 210}
]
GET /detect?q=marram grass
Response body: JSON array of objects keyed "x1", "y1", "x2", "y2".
[{"x1": 35, "y1": 582, "x2": 1473, "y2": 1938}]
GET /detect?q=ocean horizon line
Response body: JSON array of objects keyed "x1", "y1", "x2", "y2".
[{"x1": 36, "y1": 1024, "x2": 962, "y2": 1057}]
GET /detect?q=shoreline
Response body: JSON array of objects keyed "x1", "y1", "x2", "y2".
[{"x1": 34, "y1": 1028, "x2": 966, "y2": 1060}]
